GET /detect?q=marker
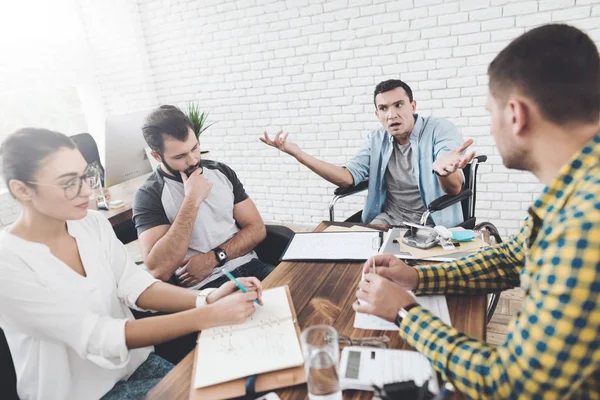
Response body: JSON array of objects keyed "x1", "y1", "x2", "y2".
[{"x1": 223, "y1": 270, "x2": 261, "y2": 305}]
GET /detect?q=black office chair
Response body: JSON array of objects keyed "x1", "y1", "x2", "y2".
[
  {"x1": 329, "y1": 155, "x2": 502, "y2": 324},
  {"x1": 0, "y1": 328, "x2": 18, "y2": 400},
  {"x1": 70, "y1": 133, "x2": 105, "y2": 187},
  {"x1": 255, "y1": 225, "x2": 295, "y2": 266}
]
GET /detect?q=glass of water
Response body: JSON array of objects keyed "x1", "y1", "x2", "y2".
[{"x1": 300, "y1": 325, "x2": 342, "y2": 400}]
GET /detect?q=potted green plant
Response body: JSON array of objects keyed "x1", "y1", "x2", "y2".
[{"x1": 186, "y1": 102, "x2": 215, "y2": 154}]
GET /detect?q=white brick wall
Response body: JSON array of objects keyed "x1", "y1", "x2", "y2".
[
  {"x1": 2, "y1": 0, "x2": 599, "y2": 237},
  {"x1": 130, "y1": 0, "x2": 599, "y2": 237}
]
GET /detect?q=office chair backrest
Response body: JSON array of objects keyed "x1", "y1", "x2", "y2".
[
  {"x1": 0, "y1": 328, "x2": 18, "y2": 399},
  {"x1": 70, "y1": 133, "x2": 105, "y2": 186}
]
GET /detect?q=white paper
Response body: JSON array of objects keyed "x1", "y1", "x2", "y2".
[
  {"x1": 193, "y1": 287, "x2": 304, "y2": 389},
  {"x1": 354, "y1": 292, "x2": 452, "y2": 331},
  {"x1": 281, "y1": 232, "x2": 382, "y2": 261}
]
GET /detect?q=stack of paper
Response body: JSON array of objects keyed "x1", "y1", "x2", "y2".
[{"x1": 354, "y1": 292, "x2": 452, "y2": 331}]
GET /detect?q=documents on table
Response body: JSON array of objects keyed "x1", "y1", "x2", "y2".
[
  {"x1": 281, "y1": 231, "x2": 383, "y2": 261},
  {"x1": 354, "y1": 292, "x2": 452, "y2": 331},
  {"x1": 323, "y1": 225, "x2": 380, "y2": 233},
  {"x1": 380, "y1": 227, "x2": 487, "y2": 262}
]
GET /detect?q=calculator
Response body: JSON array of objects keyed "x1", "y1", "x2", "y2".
[{"x1": 338, "y1": 346, "x2": 439, "y2": 394}]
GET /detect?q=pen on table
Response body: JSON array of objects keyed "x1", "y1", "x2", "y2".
[
  {"x1": 222, "y1": 270, "x2": 261, "y2": 306},
  {"x1": 392, "y1": 238, "x2": 461, "y2": 247}
]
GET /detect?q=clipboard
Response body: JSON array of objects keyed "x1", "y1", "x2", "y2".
[{"x1": 189, "y1": 285, "x2": 306, "y2": 399}]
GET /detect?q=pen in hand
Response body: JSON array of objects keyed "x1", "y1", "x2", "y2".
[
  {"x1": 370, "y1": 255, "x2": 378, "y2": 276},
  {"x1": 223, "y1": 270, "x2": 261, "y2": 306}
]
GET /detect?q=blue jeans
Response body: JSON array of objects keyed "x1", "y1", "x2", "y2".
[{"x1": 101, "y1": 353, "x2": 173, "y2": 400}]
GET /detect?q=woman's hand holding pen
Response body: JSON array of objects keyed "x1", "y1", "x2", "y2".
[
  {"x1": 204, "y1": 277, "x2": 264, "y2": 326},
  {"x1": 207, "y1": 277, "x2": 264, "y2": 305}
]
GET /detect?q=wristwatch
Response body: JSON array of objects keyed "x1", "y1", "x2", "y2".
[
  {"x1": 212, "y1": 246, "x2": 228, "y2": 267},
  {"x1": 394, "y1": 303, "x2": 420, "y2": 327},
  {"x1": 195, "y1": 288, "x2": 216, "y2": 308}
]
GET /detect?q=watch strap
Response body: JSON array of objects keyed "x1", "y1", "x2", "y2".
[
  {"x1": 394, "y1": 303, "x2": 420, "y2": 327},
  {"x1": 212, "y1": 247, "x2": 228, "y2": 267}
]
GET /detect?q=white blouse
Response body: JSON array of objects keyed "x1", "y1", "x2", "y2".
[{"x1": 0, "y1": 210, "x2": 159, "y2": 400}]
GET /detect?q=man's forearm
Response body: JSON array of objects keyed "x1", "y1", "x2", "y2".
[
  {"x1": 295, "y1": 150, "x2": 354, "y2": 187},
  {"x1": 145, "y1": 197, "x2": 200, "y2": 279},
  {"x1": 437, "y1": 170, "x2": 463, "y2": 195},
  {"x1": 220, "y1": 222, "x2": 267, "y2": 260}
]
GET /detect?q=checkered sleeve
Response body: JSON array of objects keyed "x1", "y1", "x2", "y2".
[
  {"x1": 399, "y1": 215, "x2": 600, "y2": 399},
  {"x1": 412, "y1": 220, "x2": 529, "y2": 295}
]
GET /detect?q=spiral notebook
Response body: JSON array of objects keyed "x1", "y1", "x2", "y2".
[{"x1": 193, "y1": 286, "x2": 305, "y2": 389}]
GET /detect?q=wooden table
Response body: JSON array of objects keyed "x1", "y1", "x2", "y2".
[
  {"x1": 90, "y1": 173, "x2": 151, "y2": 227},
  {"x1": 146, "y1": 222, "x2": 486, "y2": 400}
]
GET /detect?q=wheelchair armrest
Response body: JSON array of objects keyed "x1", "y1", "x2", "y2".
[
  {"x1": 333, "y1": 180, "x2": 368, "y2": 196},
  {"x1": 427, "y1": 188, "x2": 472, "y2": 213}
]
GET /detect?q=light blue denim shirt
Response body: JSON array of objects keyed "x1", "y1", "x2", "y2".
[{"x1": 344, "y1": 114, "x2": 464, "y2": 227}]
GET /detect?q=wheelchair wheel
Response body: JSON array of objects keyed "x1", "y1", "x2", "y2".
[{"x1": 474, "y1": 221, "x2": 503, "y2": 324}]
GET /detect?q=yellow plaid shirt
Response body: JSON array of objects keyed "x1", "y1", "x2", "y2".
[{"x1": 399, "y1": 135, "x2": 600, "y2": 399}]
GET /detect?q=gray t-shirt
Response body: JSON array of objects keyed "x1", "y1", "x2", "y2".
[
  {"x1": 372, "y1": 142, "x2": 428, "y2": 225},
  {"x1": 132, "y1": 160, "x2": 256, "y2": 289}
]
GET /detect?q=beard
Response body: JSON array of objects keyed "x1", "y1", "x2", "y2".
[
  {"x1": 501, "y1": 147, "x2": 531, "y2": 171},
  {"x1": 495, "y1": 130, "x2": 532, "y2": 172},
  {"x1": 161, "y1": 158, "x2": 202, "y2": 178}
]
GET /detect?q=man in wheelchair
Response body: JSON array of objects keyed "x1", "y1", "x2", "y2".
[{"x1": 260, "y1": 79, "x2": 475, "y2": 227}]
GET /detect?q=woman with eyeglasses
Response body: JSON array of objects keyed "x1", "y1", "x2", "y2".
[{"x1": 0, "y1": 128, "x2": 263, "y2": 400}]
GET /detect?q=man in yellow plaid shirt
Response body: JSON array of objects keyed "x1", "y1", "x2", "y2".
[{"x1": 354, "y1": 24, "x2": 600, "y2": 399}]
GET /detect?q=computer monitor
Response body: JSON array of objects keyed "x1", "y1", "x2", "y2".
[{"x1": 104, "y1": 110, "x2": 154, "y2": 187}]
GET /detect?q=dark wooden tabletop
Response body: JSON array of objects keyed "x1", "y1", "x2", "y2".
[
  {"x1": 146, "y1": 221, "x2": 486, "y2": 400},
  {"x1": 89, "y1": 173, "x2": 150, "y2": 227}
]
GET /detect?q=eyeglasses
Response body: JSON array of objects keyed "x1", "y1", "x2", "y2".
[{"x1": 27, "y1": 164, "x2": 102, "y2": 200}]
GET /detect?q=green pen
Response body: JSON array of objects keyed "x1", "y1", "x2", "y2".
[{"x1": 223, "y1": 270, "x2": 261, "y2": 306}]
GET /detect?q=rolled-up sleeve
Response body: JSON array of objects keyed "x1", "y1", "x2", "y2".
[
  {"x1": 93, "y1": 211, "x2": 159, "y2": 311},
  {"x1": 0, "y1": 263, "x2": 131, "y2": 370},
  {"x1": 344, "y1": 132, "x2": 372, "y2": 185},
  {"x1": 433, "y1": 119, "x2": 463, "y2": 159},
  {"x1": 87, "y1": 317, "x2": 129, "y2": 368}
]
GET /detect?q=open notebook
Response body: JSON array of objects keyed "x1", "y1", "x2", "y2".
[{"x1": 193, "y1": 286, "x2": 305, "y2": 389}]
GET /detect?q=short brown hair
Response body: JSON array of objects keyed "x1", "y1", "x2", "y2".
[
  {"x1": 488, "y1": 24, "x2": 600, "y2": 125},
  {"x1": 142, "y1": 105, "x2": 192, "y2": 154}
]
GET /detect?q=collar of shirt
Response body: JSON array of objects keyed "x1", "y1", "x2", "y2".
[{"x1": 529, "y1": 134, "x2": 600, "y2": 223}]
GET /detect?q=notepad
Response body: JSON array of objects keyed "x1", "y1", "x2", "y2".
[{"x1": 193, "y1": 287, "x2": 305, "y2": 389}]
